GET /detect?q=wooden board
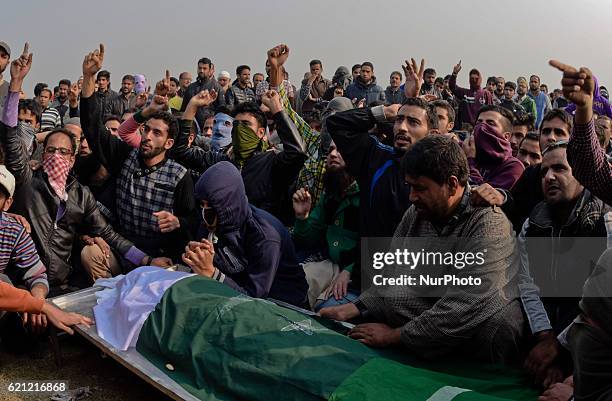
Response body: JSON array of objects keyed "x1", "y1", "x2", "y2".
[{"x1": 50, "y1": 288, "x2": 200, "y2": 401}]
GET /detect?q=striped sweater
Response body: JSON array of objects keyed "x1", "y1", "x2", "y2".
[{"x1": 0, "y1": 213, "x2": 48, "y2": 290}]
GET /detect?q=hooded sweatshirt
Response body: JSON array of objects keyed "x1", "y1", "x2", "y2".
[
  {"x1": 194, "y1": 161, "x2": 308, "y2": 306},
  {"x1": 449, "y1": 69, "x2": 494, "y2": 125},
  {"x1": 565, "y1": 75, "x2": 612, "y2": 119},
  {"x1": 468, "y1": 122, "x2": 525, "y2": 190},
  {"x1": 323, "y1": 66, "x2": 352, "y2": 101},
  {"x1": 345, "y1": 76, "x2": 386, "y2": 106}
]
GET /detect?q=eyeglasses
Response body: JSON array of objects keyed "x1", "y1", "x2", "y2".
[{"x1": 45, "y1": 146, "x2": 72, "y2": 156}]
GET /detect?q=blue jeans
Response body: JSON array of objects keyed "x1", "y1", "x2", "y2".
[{"x1": 314, "y1": 289, "x2": 360, "y2": 312}]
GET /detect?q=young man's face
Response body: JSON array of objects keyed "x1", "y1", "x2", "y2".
[
  {"x1": 503, "y1": 86, "x2": 515, "y2": 100},
  {"x1": 435, "y1": 81, "x2": 444, "y2": 92},
  {"x1": 169, "y1": 80, "x2": 178, "y2": 97},
  {"x1": 424, "y1": 72, "x2": 436, "y2": 86},
  {"x1": 140, "y1": 118, "x2": 173, "y2": 159},
  {"x1": 434, "y1": 106, "x2": 453, "y2": 134},
  {"x1": 541, "y1": 148, "x2": 582, "y2": 206},
  {"x1": 253, "y1": 74, "x2": 264, "y2": 88},
  {"x1": 38, "y1": 91, "x2": 51, "y2": 108},
  {"x1": 389, "y1": 74, "x2": 401, "y2": 88},
  {"x1": 496, "y1": 79, "x2": 505, "y2": 93},
  {"x1": 477, "y1": 110, "x2": 511, "y2": 139},
  {"x1": 360, "y1": 66, "x2": 373, "y2": 83},
  {"x1": 517, "y1": 138, "x2": 541, "y2": 168},
  {"x1": 596, "y1": 118, "x2": 612, "y2": 150},
  {"x1": 121, "y1": 79, "x2": 134, "y2": 95},
  {"x1": 18, "y1": 108, "x2": 39, "y2": 131},
  {"x1": 529, "y1": 77, "x2": 540, "y2": 91},
  {"x1": 510, "y1": 125, "x2": 528, "y2": 156},
  {"x1": 97, "y1": 76, "x2": 109, "y2": 91},
  {"x1": 540, "y1": 117, "x2": 570, "y2": 150},
  {"x1": 198, "y1": 63, "x2": 212, "y2": 80},
  {"x1": 540, "y1": 84, "x2": 548, "y2": 94},
  {"x1": 0, "y1": 49, "x2": 9, "y2": 74},
  {"x1": 352, "y1": 67, "x2": 361, "y2": 80},
  {"x1": 393, "y1": 105, "x2": 430, "y2": 151},
  {"x1": 234, "y1": 113, "x2": 265, "y2": 139},
  {"x1": 486, "y1": 81, "x2": 496, "y2": 93},
  {"x1": 239, "y1": 69, "x2": 251, "y2": 86},
  {"x1": 203, "y1": 116, "x2": 214, "y2": 138},
  {"x1": 310, "y1": 63, "x2": 322, "y2": 77},
  {"x1": 105, "y1": 119, "x2": 121, "y2": 137},
  {"x1": 326, "y1": 143, "x2": 346, "y2": 171},
  {"x1": 58, "y1": 84, "x2": 70, "y2": 100}
]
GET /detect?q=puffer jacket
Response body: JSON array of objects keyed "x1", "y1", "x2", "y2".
[
  {"x1": 0, "y1": 122, "x2": 135, "y2": 289},
  {"x1": 345, "y1": 76, "x2": 386, "y2": 106}
]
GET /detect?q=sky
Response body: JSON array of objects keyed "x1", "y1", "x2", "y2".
[{"x1": 3, "y1": 0, "x2": 612, "y2": 95}]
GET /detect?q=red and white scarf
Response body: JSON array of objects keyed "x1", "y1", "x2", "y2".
[{"x1": 42, "y1": 153, "x2": 71, "y2": 201}]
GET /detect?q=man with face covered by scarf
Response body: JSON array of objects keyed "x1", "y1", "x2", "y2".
[
  {"x1": 448, "y1": 60, "x2": 494, "y2": 127},
  {"x1": 462, "y1": 105, "x2": 524, "y2": 190}
]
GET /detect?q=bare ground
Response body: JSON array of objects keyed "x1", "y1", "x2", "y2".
[{"x1": 0, "y1": 334, "x2": 172, "y2": 401}]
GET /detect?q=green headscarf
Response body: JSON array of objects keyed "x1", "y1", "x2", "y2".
[{"x1": 232, "y1": 122, "x2": 269, "y2": 168}]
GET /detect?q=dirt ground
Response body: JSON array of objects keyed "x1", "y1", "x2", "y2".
[{"x1": 0, "y1": 334, "x2": 172, "y2": 401}]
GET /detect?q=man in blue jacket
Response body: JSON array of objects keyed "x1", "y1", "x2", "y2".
[{"x1": 182, "y1": 161, "x2": 308, "y2": 308}]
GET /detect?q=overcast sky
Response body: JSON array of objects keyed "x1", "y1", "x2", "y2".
[{"x1": 3, "y1": 0, "x2": 612, "y2": 94}]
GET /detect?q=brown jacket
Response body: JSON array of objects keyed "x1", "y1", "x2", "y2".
[{"x1": 300, "y1": 76, "x2": 332, "y2": 113}]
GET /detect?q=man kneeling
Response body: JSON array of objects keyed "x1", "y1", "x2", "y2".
[{"x1": 320, "y1": 135, "x2": 524, "y2": 364}]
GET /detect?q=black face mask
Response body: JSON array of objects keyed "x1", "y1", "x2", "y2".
[{"x1": 202, "y1": 207, "x2": 217, "y2": 227}]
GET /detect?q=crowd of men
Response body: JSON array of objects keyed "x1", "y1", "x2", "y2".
[{"x1": 0, "y1": 38, "x2": 610, "y2": 401}]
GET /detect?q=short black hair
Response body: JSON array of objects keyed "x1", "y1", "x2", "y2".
[
  {"x1": 18, "y1": 99, "x2": 42, "y2": 124},
  {"x1": 400, "y1": 97, "x2": 439, "y2": 130},
  {"x1": 40, "y1": 87, "x2": 53, "y2": 98},
  {"x1": 401, "y1": 135, "x2": 469, "y2": 186},
  {"x1": 390, "y1": 71, "x2": 402, "y2": 79},
  {"x1": 434, "y1": 77, "x2": 444, "y2": 85},
  {"x1": 431, "y1": 100, "x2": 455, "y2": 124},
  {"x1": 122, "y1": 74, "x2": 135, "y2": 83},
  {"x1": 423, "y1": 68, "x2": 436, "y2": 76},
  {"x1": 351, "y1": 64, "x2": 361, "y2": 72},
  {"x1": 59, "y1": 79, "x2": 71, "y2": 87},
  {"x1": 361, "y1": 62, "x2": 374, "y2": 70},
  {"x1": 170, "y1": 77, "x2": 179, "y2": 86},
  {"x1": 486, "y1": 76, "x2": 497, "y2": 85},
  {"x1": 519, "y1": 131, "x2": 540, "y2": 149},
  {"x1": 34, "y1": 83, "x2": 48, "y2": 97},
  {"x1": 236, "y1": 65, "x2": 250, "y2": 75},
  {"x1": 504, "y1": 81, "x2": 517, "y2": 90},
  {"x1": 198, "y1": 57, "x2": 212, "y2": 67},
  {"x1": 540, "y1": 108, "x2": 573, "y2": 134},
  {"x1": 97, "y1": 70, "x2": 110, "y2": 80},
  {"x1": 231, "y1": 101, "x2": 267, "y2": 130},
  {"x1": 215, "y1": 105, "x2": 232, "y2": 116},
  {"x1": 476, "y1": 105, "x2": 514, "y2": 133},
  {"x1": 309, "y1": 59, "x2": 322, "y2": 67},
  {"x1": 530, "y1": 75, "x2": 540, "y2": 82},
  {"x1": 104, "y1": 114, "x2": 122, "y2": 125},
  {"x1": 43, "y1": 128, "x2": 78, "y2": 155},
  {"x1": 513, "y1": 110, "x2": 535, "y2": 130},
  {"x1": 147, "y1": 111, "x2": 179, "y2": 140}
]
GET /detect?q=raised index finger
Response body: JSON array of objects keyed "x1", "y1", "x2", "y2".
[
  {"x1": 549, "y1": 59, "x2": 576, "y2": 73},
  {"x1": 165, "y1": 69, "x2": 170, "y2": 81},
  {"x1": 99, "y1": 43, "x2": 105, "y2": 58},
  {"x1": 22, "y1": 42, "x2": 30, "y2": 56}
]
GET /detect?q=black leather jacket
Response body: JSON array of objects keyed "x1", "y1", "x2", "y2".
[{"x1": 0, "y1": 122, "x2": 135, "y2": 288}]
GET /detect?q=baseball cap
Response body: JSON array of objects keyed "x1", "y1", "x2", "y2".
[
  {"x1": 0, "y1": 41, "x2": 10, "y2": 57},
  {"x1": 0, "y1": 165, "x2": 15, "y2": 197}
]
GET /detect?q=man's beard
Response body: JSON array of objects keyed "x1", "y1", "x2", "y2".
[
  {"x1": 139, "y1": 144, "x2": 165, "y2": 160},
  {"x1": 323, "y1": 166, "x2": 353, "y2": 197}
]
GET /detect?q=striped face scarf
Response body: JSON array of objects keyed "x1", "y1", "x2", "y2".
[
  {"x1": 42, "y1": 153, "x2": 71, "y2": 201},
  {"x1": 231, "y1": 122, "x2": 269, "y2": 168}
]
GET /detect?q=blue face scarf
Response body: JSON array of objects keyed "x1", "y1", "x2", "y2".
[{"x1": 211, "y1": 113, "x2": 233, "y2": 151}]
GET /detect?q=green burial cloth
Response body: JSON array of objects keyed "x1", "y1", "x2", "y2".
[{"x1": 136, "y1": 276, "x2": 538, "y2": 401}]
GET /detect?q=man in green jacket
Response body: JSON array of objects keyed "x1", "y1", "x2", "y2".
[{"x1": 292, "y1": 140, "x2": 360, "y2": 310}]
